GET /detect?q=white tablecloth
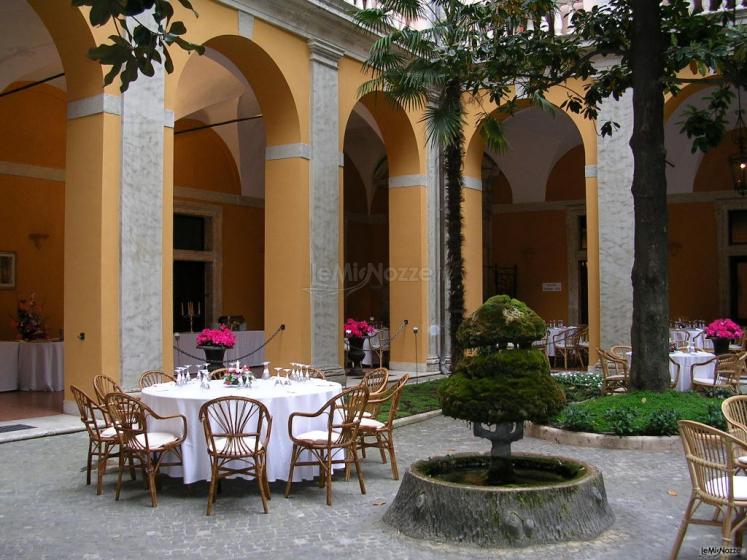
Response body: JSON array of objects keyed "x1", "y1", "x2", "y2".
[
  {"x1": 626, "y1": 351, "x2": 715, "y2": 392},
  {"x1": 18, "y1": 341, "x2": 64, "y2": 391},
  {"x1": 173, "y1": 330, "x2": 265, "y2": 369},
  {"x1": 0, "y1": 341, "x2": 19, "y2": 392},
  {"x1": 547, "y1": 327, "x2": 576, "y2": 357},
  {"x1": 141, "y1": 378, "x2": 342, "y2": 484}
]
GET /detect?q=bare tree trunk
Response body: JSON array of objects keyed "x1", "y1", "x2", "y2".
[
  {"x1": 629, "y1": 0, "x2": 670, "y2": 390},
  {"x1": 445, "y1": 80, "x2": 466, "y2": 369}
]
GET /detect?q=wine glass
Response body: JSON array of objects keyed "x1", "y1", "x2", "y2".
[{"x1": 274, "y1": 367, "x2": 283, "y2": 378}]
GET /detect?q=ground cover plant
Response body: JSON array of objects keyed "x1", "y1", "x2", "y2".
[
  {"x1": 552, "y1": 390, "x2": 727, "y2": 436},
  {"x1": 376, "y1": 378, "x2": 445, "y2": 422}
]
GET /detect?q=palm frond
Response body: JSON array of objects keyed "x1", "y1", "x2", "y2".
[
  {"x1": 423, "y1": 93, "x2": 464, "y2": 147},
  {"x1": 478, "y1": 114, "x2": 509, "y2": 154}
]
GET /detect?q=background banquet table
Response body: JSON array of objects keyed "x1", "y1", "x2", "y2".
[
  {"x1": 173, "y1": 330, "x2": 265, "y2": 369},
  {"x1": 0, "y1": 340, "x2": 64, "y2": 392},
  {"x1": 627, "y1": 350, "x2": 715, "y2": 392},
  {"x1": 141, "y1": 378, "x2": 341, "y2": 484}
]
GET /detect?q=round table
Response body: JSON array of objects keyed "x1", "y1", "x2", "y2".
[
  {"x1": 141, "y1": 378, "x2": 342, "y2": 484},
  {"x1": 627, "y1": 351, "x2": 715, "y2": 392}
]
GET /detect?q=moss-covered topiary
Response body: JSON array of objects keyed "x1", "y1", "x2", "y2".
[
  {"x1": 456, "y1": 295, "x2": 546, "y2": 349},
  {"x1": 441, "y1": 296, "x2": 565, "y2": 483},
  {"x1": 440, "y1": 349, "x2": 565, "y2": 424}
]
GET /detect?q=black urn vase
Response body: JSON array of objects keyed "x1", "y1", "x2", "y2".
[
  {"x1": 711, "y1": 337, "x2": 730, "y2": 355},
  {"x1": 199, "y1": 345, "x2": 227, "y2": 372},
  {"x1": 347, "y1": 336, "x2": 366, "y2": 377}
]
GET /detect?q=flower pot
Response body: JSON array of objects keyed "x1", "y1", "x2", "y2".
[
  {"x1": 347, "y1": 336, "x2": 366, "y2": 376},
  {"x1": 711, "y1": 337, "x2": 730, "y2": 355},
  {"x1": 199, "y1": 345, "x2": 227, "y2": 372}
]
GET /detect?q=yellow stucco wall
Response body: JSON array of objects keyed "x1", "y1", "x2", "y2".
[{"x1": 0, "y1": 84, "x2": 66, "y2": 341}]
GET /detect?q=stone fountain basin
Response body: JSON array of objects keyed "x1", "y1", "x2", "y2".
[{"x1": 383, "y1": 452, "x2": 614, "y2": 547}]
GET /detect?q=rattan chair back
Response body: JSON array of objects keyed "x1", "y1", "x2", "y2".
[
  {"x1": 307, "y1": 368, "x2": 326, "y2": 380},
  {"x1": 598, "y1": 348, "x2": 628, "y2": 395},
  {"x1": 722, "y1": 396, "x2": 747, "y2": 443},
  {"x1": 671, "y1": 329, "x2": 691, "y2": 344},
  {"x1": 609, "y1": 345, "x2": 632, "y2": 360},
  {"x1": 93, "y1": 374, "x2": 123, "y2": 403},
  {"x1": 669, "y1": 356, "x2": 681, "y2": 390},
  {"x1": 377, "y1": 374, "x2": 410, "y2": 426},
  {"x1": 333, "y1": 386, "x2": 370, "y2": 447},
  {"x1": 138, "y1": 369, "x2": 175, "y2": 389},
  {"x1": 359, "y1": 368, "x2": 388, "y2": 395},
  {"x1": 105, "y1": 392, "x2": 151, "y2": 452},
  {"x1": 199, "y1": 396, "x2": 271, "y2": 457},
  {"x1": 208, "y1": 368, "x2": 227, "y2": 381},
  {"x1": 71, "y1": 385, "x2": 113, "y2": 441}
]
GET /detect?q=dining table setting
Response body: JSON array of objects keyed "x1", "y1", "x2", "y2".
[{"x1": 140, "y1": 375, "x2": 343, "y2": 484}]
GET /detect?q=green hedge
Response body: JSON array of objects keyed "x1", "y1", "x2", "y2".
[{"x1": 551, "y1": 391, "x2": 726, "y2": 436}]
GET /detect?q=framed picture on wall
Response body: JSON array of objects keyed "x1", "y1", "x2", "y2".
[{"x1": 0, "y1": 252, "x2": 16, "y2": 289}]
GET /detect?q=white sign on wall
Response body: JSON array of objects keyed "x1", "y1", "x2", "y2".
[{"x1": 542, "y1": 282, "x2": 562, "y2": 292}]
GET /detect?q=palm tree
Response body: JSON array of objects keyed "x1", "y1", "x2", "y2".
[{"x1": 354, "y1": 0, "x2": 495, "y2": 369}]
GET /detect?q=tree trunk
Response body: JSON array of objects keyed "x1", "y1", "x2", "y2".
[
  {"x1": 445, "y1": 80, "x2": 466, "y2": 369},
  {"x1": 629, "y1": 1, "x2": 670, "y2": 391}
]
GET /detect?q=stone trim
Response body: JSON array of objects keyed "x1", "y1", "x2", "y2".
[
  {"x1": 0, "y1": 161, "x2": 64, "y2": 182},
  {"x1": 389, "y1": 361, "x2": 429, "y2": 373},
  {"x1": 164, "y1": 109, "x2": 175, "y2": 129},
  {"x1": 389, "y1": 175, "x2": 426, "y2": 188},
  {"x1": 585, "y1": 164, "x2": 597, "y2": 178},
  {"x1": 174, "y1": 186, "x2": 264, "y2": 208},
  {"x1": 67, "y1": 93, "x2": 121, "y2": 120},
  {"x1": 238, "y1": 9, "x2": 254, "y2": 38},
  {"x1": 525, "y1": 422, "x2": 682, "y2": 451},
  {"x1": 492, "y1": 199, "x2": 585, "y2": 214},
  {"x1": 265, "y1": 143, "x2": 311, "y2": 161},
  {"x1": 463, "y1": 175, "x2": 482, "y2": 191},
  {"x1": 308, "y1": 38, "x2": 345, "y2": 69}
]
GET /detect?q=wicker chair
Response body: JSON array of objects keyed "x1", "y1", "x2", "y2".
[
  {"x1": 307, "y1": 368, "x2": 326, "y2": 380},
  {"x1": 358, "y1": 368, "x2": 389, "y2": 395},
  {"x1": 284, "y1": 386, "x2": 369, "y2": 506},
  {"x1": 105, "y1": 392, "x2": 186, "y2": 507},
  {"x1": 138, "y1": 370, "x2": 175, "y2": 389},
  {"x1": 532, "y1": 330, "x2": 550, "y2": 358},
  {"x1": 691, "y1": 353, "x2": 745, "y2": 393},
  {"x1": 571, "y1": 326, "x2": 589, "y2": 368},
  {"x1": 669, "y1": 356, "x2": 681, "y2": 390},
  {"x1": 71, "y1": 385, "x2": 134, "y2": 495},
  {"x1": 597, "y1": 348, "x2": 628, "y2": 395},
  {"x1": 209, "y1": 368, "x2": 228, "y2": 381},
  {"x1": 552, "y1": 328, "x2": 575, "y2": 369},
  {"x1": 722, "y1": 396, "x2": 747, "y2": 457},
  {"x1": 199, "y1": 396, "x2": 272, "y2": 515},
  {"x1": 358, "y1": 374, "x2": 410, "y2": 480},
  {"x1": 670, "y1": 420, "x2": 747, "y2": 559},
  {"x1": 609, "y1": 345, "x2": 632, "y2": 361},
  {"x1": 93, "y1": 374, "x2": 123, "y2": 404}
]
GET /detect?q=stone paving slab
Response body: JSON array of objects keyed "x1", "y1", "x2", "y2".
[{"x1": 0, "y1": 415, "x2": 730, "y2": 559}]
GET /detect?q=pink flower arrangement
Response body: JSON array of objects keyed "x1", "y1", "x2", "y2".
[
  {"x1": 704, "y1": 318, "x2": 743, "y2": 340},
  {"x1": 13, "y1": 293, "x2": 47, "y2": 341},
  {"x1": 343, "y1": 318, "x2": 376, "y2": 339},
  {"x1": 196, "y1": 325, "x2": 236, "y2": 348}
]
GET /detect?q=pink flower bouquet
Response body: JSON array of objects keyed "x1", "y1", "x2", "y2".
[
  {"x1": 343, "y1": 318, "x2": 376, "y2": 338},
  {"x1": 196, "y1": 325, "x2": 236, "y2": 348},
  {"x1": 704, "y1": 318, "x2": 743, "y2": 340}
]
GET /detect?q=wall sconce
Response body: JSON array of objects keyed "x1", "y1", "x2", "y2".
[{"x1": 28, "y1": 233, "x2": 49, "y2": 249}]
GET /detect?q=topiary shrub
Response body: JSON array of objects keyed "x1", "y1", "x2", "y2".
[{"x1": 440, "y1": 295, "x2": 565, "y2": 483}]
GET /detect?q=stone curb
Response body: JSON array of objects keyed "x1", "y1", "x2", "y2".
[
  {"x1": 0, "y1": 423, "x2": 85, "y2": 445},
  {"x1": 393, "y1": 409, "x2": 442, "y2": 429},
  {"x1": 525, "y1": 422, "x2": 682, "y2": 451}
]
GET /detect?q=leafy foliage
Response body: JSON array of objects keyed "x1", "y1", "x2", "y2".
[
  {"x1": 72, "y1": 0, "x2": 204, "y2": 91},
  {"x1": 552, "y1": 372, "x2": 603, "y2": 402},
  {"x1": 552, "y1": 391, "x2": 726, "y2": 435},
  {"x1": 457, "y1": 294, "x2": 546, "y2": 350}
]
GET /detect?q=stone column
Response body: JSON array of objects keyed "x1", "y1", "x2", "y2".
[
  {"x1": 596, "y1": 91, "x2": 634, "y2": 348},
  {"x1": 308, "y1": 39, "x2": 345, "y2": 372},
  {"x1": 426, "y1": 139, "x2": 444, "y2": 372},
  {"x1": 119, "y1": 66, "x2": 168, "y2": 389}
]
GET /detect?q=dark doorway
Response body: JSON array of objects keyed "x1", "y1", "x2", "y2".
[
  {"x1": 174, "y1": 260, "x2": 206, "y2": 333},
  {"x1": 578, "y1": 259, "x2": 588, "y2": 325},
  {"x1": 730, "y1": 256, "x2": 747, "y2": 325}
]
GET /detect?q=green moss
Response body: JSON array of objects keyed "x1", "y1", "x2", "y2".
[
  {"x1": 552, "y1": 391, "x2": 725, "y2": 435},
  {"x1": 440, "y1": 349, "x2": 566, "y2": 424},
  {"x1": 457, "y1": 295, "x2": 546, "y2": 349}
]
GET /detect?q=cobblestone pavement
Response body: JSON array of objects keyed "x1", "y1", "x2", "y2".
[{"x1": 0, "y1": 415, "x2": 727, "y2": 560}]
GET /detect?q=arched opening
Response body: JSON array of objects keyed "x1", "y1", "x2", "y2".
[
  {"x1": 342, "y1": 102, "x2": 390, "y2": 366},
  {"x1": 664, "y1": 85, "x2": 746, "y2": 324},
  {"x1": 0, "y1": 0, "x2": 105, "y2": 419},
  {"x1": 171, "y1": 35, "x2": 302, "y2": 369},
  {"x1": 475, "y1": 106, "x2": 586, "y2": 329}
]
